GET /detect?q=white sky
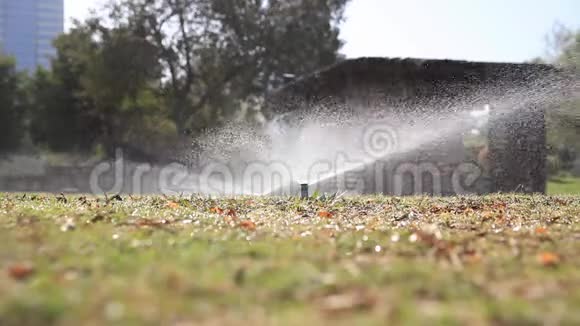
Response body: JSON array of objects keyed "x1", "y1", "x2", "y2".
[{"x1": 65, "y1": 0, "x2": 580, "y2": 63}]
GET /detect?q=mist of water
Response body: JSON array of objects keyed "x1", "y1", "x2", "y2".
[{"x1": 187, "y1": 71, "x2": 578, "y2": 196}]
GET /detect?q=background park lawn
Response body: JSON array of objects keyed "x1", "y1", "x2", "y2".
[
  {"x1": 548, "y1": 175, "x2": 580, "y2": 195},
  {"x1": 0, "y1": 193, "x2": 579, "y2": 325}
]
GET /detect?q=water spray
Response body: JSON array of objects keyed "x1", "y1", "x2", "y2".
[{"x1": 188, "y1": 58, "x2": 577, "y2": 196}]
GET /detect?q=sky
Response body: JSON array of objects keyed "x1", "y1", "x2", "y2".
[{"x1": 65, "y1": 0, "x2": 579, "y2": 63}]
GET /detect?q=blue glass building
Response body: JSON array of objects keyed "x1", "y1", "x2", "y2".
[{"x1": 0, "y1": 0, "x2": 64, "y2": 71}]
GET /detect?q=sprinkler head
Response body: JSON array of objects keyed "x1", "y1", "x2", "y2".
[{"x1": 300, "y1": 184, "x2": 309, "y2": 199}]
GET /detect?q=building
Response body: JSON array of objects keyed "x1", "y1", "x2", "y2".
[
  {"x1": 0, "y1": 0, "x2": 64, "y2": 71},
  {"x1": 266, "y1": 57, "x2": 566, "y2": 196}
]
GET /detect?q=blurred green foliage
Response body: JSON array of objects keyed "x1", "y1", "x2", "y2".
[
  {"x1": 0, "y1": 55, "x2": 26, "y2": 153},
  {"x1": 0, "y1": 0, "x2": 350, "y2": 160}
]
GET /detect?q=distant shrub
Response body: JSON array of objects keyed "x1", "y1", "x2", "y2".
[{"x1": 0, "y1": 55, "x2": 25, "y2": 153}]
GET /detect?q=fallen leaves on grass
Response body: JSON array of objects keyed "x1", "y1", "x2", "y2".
[
  {"x1": 166, "y1": 201, "x2": 180, "y2": 209},
  {"x1": 317, "y1": 211, "x2": 334, "y2": 218},
  {"x1": 538, "y1": 252, "x2": 561, "y2": 267},
  {"x1": 226, "y1": 209, "x2": 238, "y2": 219},
  {"x1": 7, "y1": 263, "x2": 35, "y2": 281},
  {"x1": 409, "y1": 227, "x2": 466, "y2": 267},
  {"x1": 491, "y1": 201, "x2": 508, "y2": 211},
  {"x1": 209, "y1": 207, "x2": 238, "y2": 221},
  {"x1": 554, "y1": 198, "x2": 570, "y2": 206},
  {"x1": 413, "y1": 230, "x2": 453, "y2": 254},
  {"x1": 239, "y1": 220, "x2": 256, "y2": 231}
]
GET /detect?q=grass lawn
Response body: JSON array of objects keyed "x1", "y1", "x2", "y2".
[
  {"x1": 0, "y1": 194, "x2": 579, "y2": 325},
  {"x1": 548, "y1": 175, "x2": 580, "y2": 195}
]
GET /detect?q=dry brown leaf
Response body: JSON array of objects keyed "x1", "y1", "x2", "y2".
[
  {"x1": 535, "y1": 227, "x2": 548, "y2": 235},
  {"x1": 239, "y1": 220, "x2": 256, "y2": 231},
  {"x1": 491, "y1": 201, "x2": 507, "y2": 211},
  {"x1": 210, "y1": 207, "x2": 224, "y2": 214},
  {"x1": 136, "y1": 218, "x2": 168, "y2": 228},
  {"x1": 226, "y1": 209, "x2": 238, "y2": 219},
  {"x1": 462, "y1": 249, "x2": 482, "y2": 264},
  {"x1": 554, "y1": 198, "x2": 569, "y2": 206},
  {"x1": 430, "y1": 205, "x2": 449, "y2": 214},
  {"x1": 8, "y1": 263, "x2": 35, "y2": 281},
  {"x1": 166, "y1": 201, "x2": 180, "y2": 209},
  {"x1": 412, "y1": 230, "x2": 454, "y2": 258},
  {"x1": 538, "y1": 252, "x2": 560, "y2": 267},
  {"x1": 317, "y1": 211, "x2": 334, "y2": 218},
  {"x1": 481, "y1": 211, "x2": 497, "y2": 220}
]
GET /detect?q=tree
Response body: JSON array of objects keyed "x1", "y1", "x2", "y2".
[
  {"x1": 28, "y1": 23, "x2": 102, "y2": 153},
  {"x1": 25, "y1": 0, "x2": 350, "y2": 159},
  {"x1": 545, "y1": 23, "x2": 580, "y2": 69},
  {"x1": 543, "y1": 24, "x2": 580, "y2": 170},
  {"x1": 78, "y1": 19, "x2": 171, "y2": 158},
  {"x1": 0, "y1": 54, "x2": 26, "y2": 153},
  {"x1": 109, "y1": 0, "x2": 350, "y2": 133},
  {"x1": 29, "y1": 19, "x2": 176, "y2": 159}
]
